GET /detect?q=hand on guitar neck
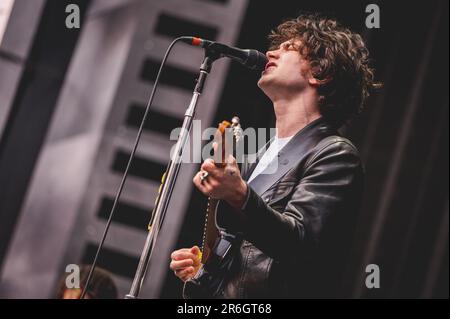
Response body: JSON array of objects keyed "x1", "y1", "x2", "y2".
[{"x1": 193, "y1": 153, "x2": 248, "y2": 210}]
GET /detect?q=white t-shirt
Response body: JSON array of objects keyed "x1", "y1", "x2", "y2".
[{"x1": 247, "y1": 135, "x2": 294, "y2": 183}]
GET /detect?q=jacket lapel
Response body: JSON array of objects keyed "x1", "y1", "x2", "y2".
[
  {"x1": 242, "y1": 137, "x2": 274, "y2": 181},
  {"x1": 247, "y1": 118, "x2": 335, "y2": 196}
]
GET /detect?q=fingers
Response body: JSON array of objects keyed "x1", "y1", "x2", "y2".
[
  {"x1": 193, "y1": 155, "x2": 240, "y2": 198},
  {"x1": 190, "y1": 245, "x2": 200, "y2": 255},
  {"x1": 170, "y1": 248, "x2": 191, "y2": 259},
  {"x1": 226, "y1": 154, "x2": 237, "y2": 165},
  {"x1": 193, "y1": 171, "x2": 212, "y2": 196},
  {"x1": 170, "y1": 246, "x2": 202, "y2": 281},
  {"x1": 198, "y1": 155, "x2": 237, "y2": 177},
  {"x1": 194, "y1": 170, "x2": 222, "y2": 198},
  {"x1": 201, "y1": 159, "x2": 216, "y2": 174},
  {"x1": 170, "y1": 259, "x2": 194, "y2": 271},
  {"x1": 175, "y1": 266, "x2": 196, "y2": 282},
  {"x1": 171, "y1": 250, "x2": 199, "y2": 262},
  {"x1": 224, "y1": 155, "x2": 239, "y2": 178},
  {"x1": 225, "y1": 165, "x2": 238, "y2": 177},
  {"x1": 189, "y1": 246, "x2": 201, "y2": 266}
]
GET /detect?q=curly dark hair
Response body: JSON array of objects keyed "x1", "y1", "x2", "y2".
[{"x1": 268, "y1": 14, "x2": 382, "y2": 127}]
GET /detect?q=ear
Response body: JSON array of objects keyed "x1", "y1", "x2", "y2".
[{"x1": 309, "y1": 76, "x2": 332, "y2": 87}]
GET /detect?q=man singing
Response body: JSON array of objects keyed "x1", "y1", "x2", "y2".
[{"x1": 170, "y1": 14, "x2": 380, "y2": 298}]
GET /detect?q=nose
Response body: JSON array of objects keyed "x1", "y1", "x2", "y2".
[{"x1": 266, "y1": 49, "x2": 278, "y2": 60}]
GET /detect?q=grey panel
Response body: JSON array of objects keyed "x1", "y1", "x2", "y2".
[
  {"x1": 0, "y1": 0, "x2": 45, "y2": 141},
  {"x1": 0, "y1": 0, "x2": 248, "y2": 298}
]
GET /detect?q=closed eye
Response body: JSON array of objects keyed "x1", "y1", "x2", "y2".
[{"x1": 281, "y1": 42, "x2": 298, "y2": 51}]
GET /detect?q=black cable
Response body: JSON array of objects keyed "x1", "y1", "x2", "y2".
[{"x1": 80, "y1": 36, "x2": 190, "y2": 299}]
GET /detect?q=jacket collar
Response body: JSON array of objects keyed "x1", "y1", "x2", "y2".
[{"x1": 244, "y1": 117, "x2": 336, "y2": 195}]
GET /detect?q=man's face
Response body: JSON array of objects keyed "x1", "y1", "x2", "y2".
[{"x1": 257, "y1": 38, "x2": 312, "y2": 97}]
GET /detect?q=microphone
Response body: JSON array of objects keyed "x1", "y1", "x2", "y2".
[{"x1": 180, "y1": 36, "x2": 267, "y2": 71}]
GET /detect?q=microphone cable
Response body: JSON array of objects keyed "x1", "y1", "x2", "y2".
[{"x1": 80, "y1": 36, "x2": 191, "y2": 299}]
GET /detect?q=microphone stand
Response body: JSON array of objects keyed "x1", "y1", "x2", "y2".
[{"x1": 125, "y1": 50, "x2": 220, "y2": 299}]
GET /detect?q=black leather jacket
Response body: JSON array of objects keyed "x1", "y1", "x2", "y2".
[{"x1": 215, "y1": 118, "x2": 364, "y2": 298}]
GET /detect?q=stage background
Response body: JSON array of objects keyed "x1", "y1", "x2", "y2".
[{"x1": 0, "y1": 0, "x2": 447, "y2": 298}]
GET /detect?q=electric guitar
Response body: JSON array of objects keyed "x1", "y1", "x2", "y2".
[{"x1": 183, "y1": 116, "x2": 243, "y2": 299}]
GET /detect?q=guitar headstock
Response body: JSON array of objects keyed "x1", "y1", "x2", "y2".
[
  {"x1": 213, "y1": 116, "x2": 242, "y2": 166},
  {"x1": 231, "y1": 116, "x2": 243, "y2": 143}
]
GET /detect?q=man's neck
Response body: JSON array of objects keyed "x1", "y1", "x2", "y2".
[{"x1": 272, "y1": 92, "x2": 321, "y2": 138}]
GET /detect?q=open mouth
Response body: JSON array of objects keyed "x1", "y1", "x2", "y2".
[{"x1": 264, "y1": 61, "x2": 277, "y2": 71}]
